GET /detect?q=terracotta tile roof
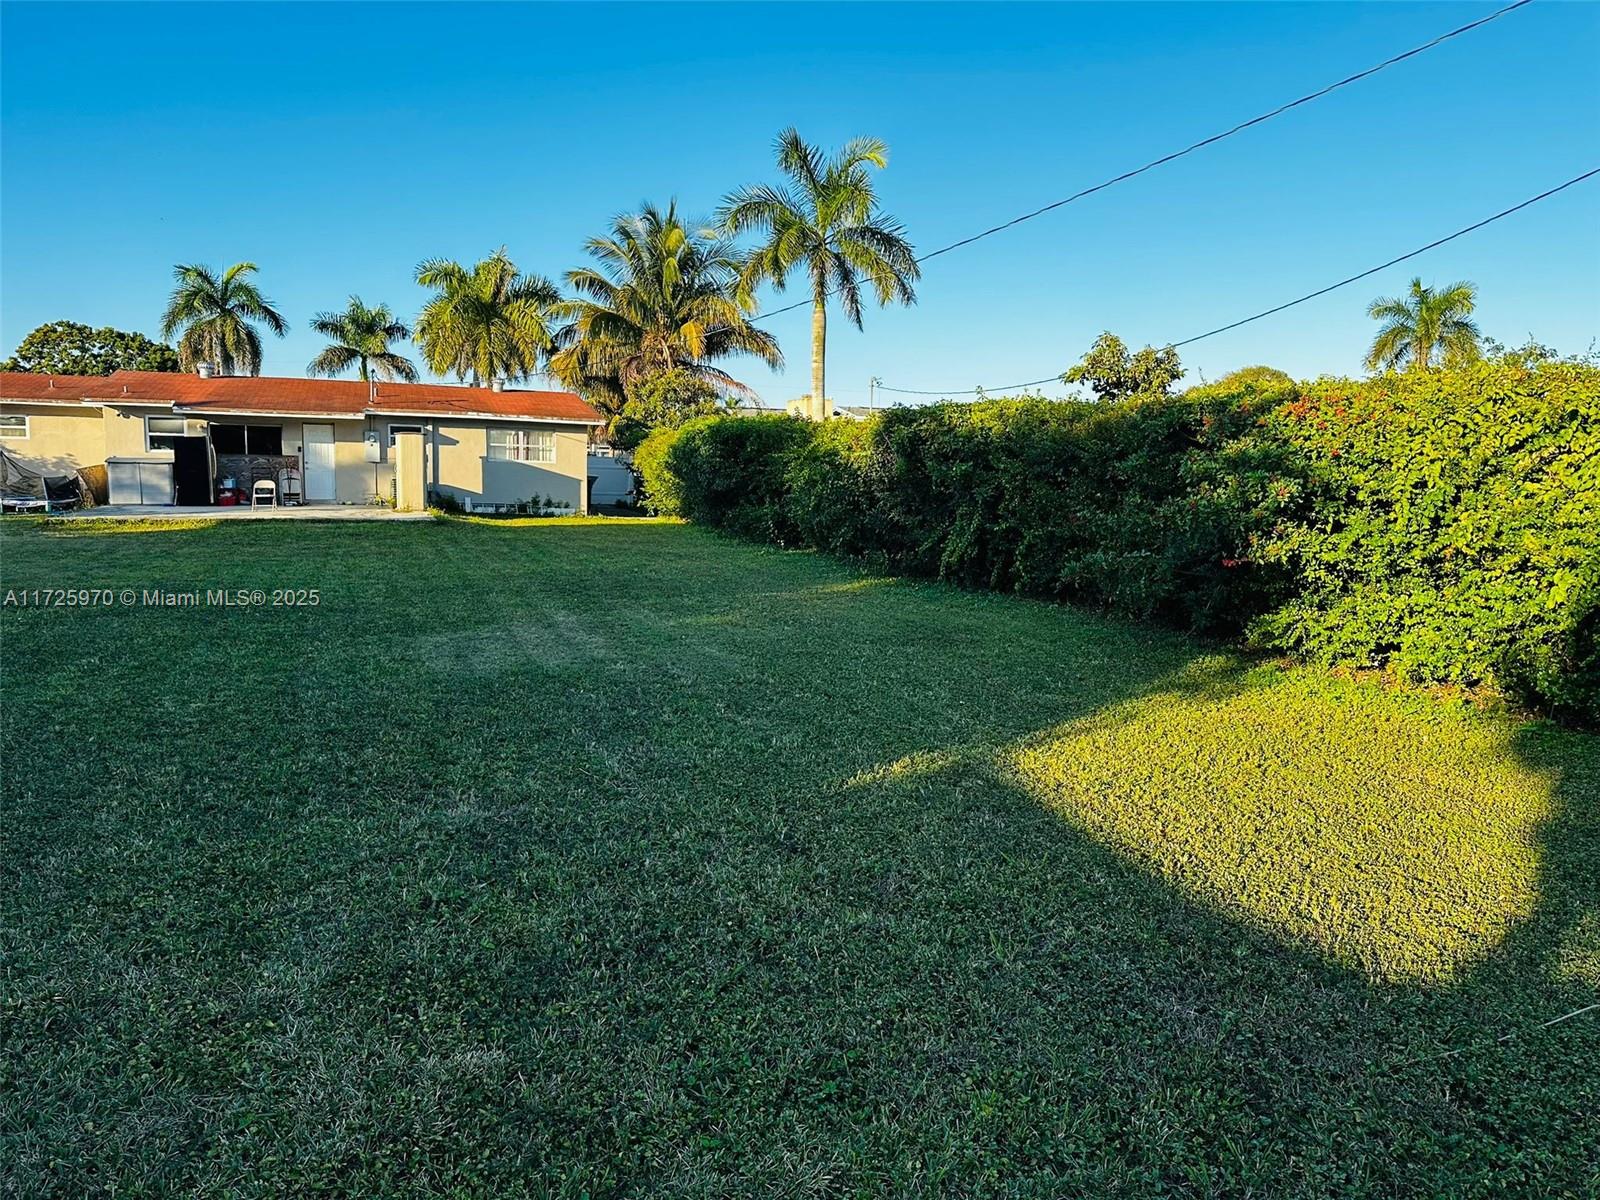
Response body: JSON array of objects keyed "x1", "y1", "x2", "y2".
[
  {"x1": 361, "y1": 380, "x2": 603, "y2": 423},
  {"x1": 0, "y1": 370, "x2": 603, "y2": 424},
  {"x1": 0, "y1": 373, "x2": 114, "y2": 403}
]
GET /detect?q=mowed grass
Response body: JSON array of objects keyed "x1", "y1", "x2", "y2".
[{"x1": 1, "y1": 517, "x2": 1595, "y2": 1198}]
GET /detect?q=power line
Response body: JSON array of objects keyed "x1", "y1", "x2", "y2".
[
  {"x1": 877, "y1": 167, "x2": 1600, "y2": 398},
  {"x1": 751, "y1": 0, "x2": 1535, "y2": 325}
]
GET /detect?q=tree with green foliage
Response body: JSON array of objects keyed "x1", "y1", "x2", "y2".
[
  {"x1": 414, "y1": 248, "x2": 561, "y2": 386},
  {"x1": 159, "y1": 262, "x2": 288, "y2": 376},
  {"x1": 1063, "y1": 332, "x2": 1183, "y2": 402},
  {"x1": 549, "y1": 203, "x2": 781, "y2": 415},
  {"x1": 1212, "y1": 365, "x2": 1296, "y2": 392},
  {"x1": 2, "y1": 321, "x2": 179, "y2": 374},
  {"x1": 306, "y1": 297, "x2": 417, "y2": 382},
  {"x1": 720, "y1": 129, "x2": 918, "y2": 421},
  {"x1": 607, "y1": 368, "x2": 734, "y2": 452},
  {"x1": 1481, "y1": 336, "x2": 1567, "y2": 368},
  {"x1": 1364, "y1": 277, "x2": 1481, "y2": 373}
]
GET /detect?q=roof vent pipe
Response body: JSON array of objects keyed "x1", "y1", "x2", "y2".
[
  {"x1": 196, "y1": 362, "x2": 216, "y2": 379},
  {"x1": 490, "y1": 377, "x2": 505, "y2": 392}
]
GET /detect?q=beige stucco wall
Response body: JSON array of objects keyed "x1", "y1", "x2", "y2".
[
  {"x1": 393, "y1": 431, "x2": 425, "y2": 511},
  {"x1": 309, "y1": 420, "x2": 377, "y2": 504},
  {"x1": 1, "y1": 401, "x2": 594, "y2": 510},
  {"x1": 197, "y1": 418, "x2": 368, "y2": 503},
  {"x1": 422, "y1": 420, "x2": 590, "y2": 512},
  {"x1": 101, "y1": 403, "x2": 181, "y2": 459},
  {"x1": 0, "y1": 404, "x2": 108, "y2": 473},
  {"x1": 194, "y1": 415, "x2": 589, "y2": 508}
]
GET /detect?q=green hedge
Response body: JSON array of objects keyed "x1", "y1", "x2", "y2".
[
  {"x1": 1254, "y1": 360, "x2": 1599, "y2": 722},
  {"x1": 646, "y1": 359, "x2": 1599, "y2": 721},
  {"x1": 633, "y1": 423, "x2": 687, "y2": 515}
]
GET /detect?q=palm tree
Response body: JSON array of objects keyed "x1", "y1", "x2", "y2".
[
  {"x1": 306, "y1": 297, "x2": 418, "y2": 382},
  {"x1": 159, "y1": 262, "x2": 288, "y2": 376},
  {"x1": 547, "y1": 202, "x2": 782, "y2": 414},
  {"x1": 1364, "y1": 277, "x2": 1482, "y2": 372},
  {"x1": 413, "y1": 248, "x2": 561, "y2": 386},
  {"x1": 719, "y1": 129, "x2": 919, "y2": 420}
]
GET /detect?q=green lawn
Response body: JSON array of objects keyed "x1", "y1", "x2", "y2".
[{"x1": 2, "y1": 516, "x2": 1595, "y2": 1198}]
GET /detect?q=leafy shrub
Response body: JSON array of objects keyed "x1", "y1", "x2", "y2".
[
  {"x1": 633, "y1": 424, "x2": 687, "y2": 515},
  {"x1": 779, "y1": 418, "x2": 887, "y2": 557},
  {"x1": 610, "y1": 369, "x2": 725, "y2": 452},
  {"x1": 1500, "y1": 578, "x2": 1600, "y2": 727},
  {"x1": 1252, "y1": 358, "x2": 1600, "y2": 718},
  {"x1": 427, "y1": 489, "x2": 465, "y2": 515},
  {"x1": 1213, "y1": 365, "x2": 1295, "y2": 391},
  {"x1": 666, "y1": 391, "x2": 1304, "y2": 633},
  {"x1": 657, "y1": 359, "x2": 1599, "y2": 721},
  {"x1": 864, "y1": 387, "x2": 1305, "y2": 630},
  {"x1": 667, "y1": 415, "x2": 813, "y2": 542}
]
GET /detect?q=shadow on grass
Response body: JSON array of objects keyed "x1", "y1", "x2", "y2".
[
  {"x1": 2, "y1": 518, "x2": 1594, "y2": 1195},
  {"x1": 575, "y1": 536, "x2": 1597, "y2": 1186},
  {"x1": 815, "y1": 648, "x2": 1597, "y2": 1192}
]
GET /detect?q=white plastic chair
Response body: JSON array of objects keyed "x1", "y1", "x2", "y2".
[{"x1": 251, "y1": 479, "x2": 277, "y2": 509}]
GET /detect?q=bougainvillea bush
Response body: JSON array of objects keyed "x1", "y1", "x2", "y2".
[
  {"x1": 653, "y1": 357, "x2": 1599, "y2": 721},
  {"x1": 1254, "y1": 358, "x2": 1599, "y2": 721}
]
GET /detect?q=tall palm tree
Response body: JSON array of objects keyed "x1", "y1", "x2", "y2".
[
  {"x1": 159, "y1": 262, "x2": 288, "y2": 376},
  {"x1": 719, "y1": 129, "x2": 918, "y2": 420},
  {"x1": 548, "y1": 202, "x2": 782, "y2": 415},
  {"x1": 306, "y1": 297, "x2": 417, "y2": 382},
  {"x1": 1365, "y1": 277, "x2": 1482, "y2": 372},
  {"x1": 413, "y1": 248, "x2": 561, "y2": 386}
]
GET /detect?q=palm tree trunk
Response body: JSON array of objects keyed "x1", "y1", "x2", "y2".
[{"x1": 810, "y1": 297, "x2": 827, "y2": 422}]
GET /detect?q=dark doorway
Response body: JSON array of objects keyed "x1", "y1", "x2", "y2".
[{"x1": 172, "y1": 437, "x2": 212, "y2": 505}]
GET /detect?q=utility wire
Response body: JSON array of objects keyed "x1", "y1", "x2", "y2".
[
  {"x1": 878, "y1": 167, "x2": 1600, "y2": 397},
  {"x1": 751, "y1": 0, "x2": 1536, "y2": 325}
]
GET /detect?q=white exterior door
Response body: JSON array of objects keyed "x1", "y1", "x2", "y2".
[{"x1": 303, "y1": 424, "x2": 336, "y2": 500}]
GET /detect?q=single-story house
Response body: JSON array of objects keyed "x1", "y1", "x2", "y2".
[{"x1": 0, "y1": 369, "x2": 605, "y2": 512}]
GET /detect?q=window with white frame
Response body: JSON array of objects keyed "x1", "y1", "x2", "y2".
[
  {"x1": 387, "y1": 424, "x2": 423, "y2": 455},
  {"x1": 487, "y1": 427, "x2": 555, "y2": 463},
  {"x1": 0, "y1": 414, "x2": 28, "y2": 439},
  {"x1": 145, "y1": 416, "x2": 188, "y2": 453}
]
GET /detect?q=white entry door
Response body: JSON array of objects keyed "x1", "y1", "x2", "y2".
[{"x1": 303, "y1": 424, "x2": 336, "y2": 500}]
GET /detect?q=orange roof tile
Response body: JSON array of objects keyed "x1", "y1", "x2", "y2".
[
  {"x1": 1, "y1": 370, "x2": 603, "y2": 424},
  {"x1": 0, "y1": 373, "x2": 114, "y2": 403}
]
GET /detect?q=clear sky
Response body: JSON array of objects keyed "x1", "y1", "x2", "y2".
[{"x1": 2, "y1": 1, "x2": 1596, "y2": 403}]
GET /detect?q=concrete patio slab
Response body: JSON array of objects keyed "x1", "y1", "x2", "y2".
[{"x1": 56, "y1": 505, "x2": 434, "y2": 522}]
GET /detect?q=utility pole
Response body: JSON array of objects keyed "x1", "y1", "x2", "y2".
[{"x1": 869, "y1": 376, "x2": 881, "y2": 411}]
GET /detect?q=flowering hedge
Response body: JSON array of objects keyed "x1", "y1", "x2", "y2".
[
  {"x1": 1255, "y1": 360, "x2": 1599, "y2": 722},
  {"x1": 649, "y1": 359, "x2": 1599, "y2": 722}
]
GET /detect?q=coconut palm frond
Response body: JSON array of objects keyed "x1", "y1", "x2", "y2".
[
  {"x1": 552, "y1": 201, "x2": 783, "y2": 410},
  {"x1": 413, "y1": 251, "x2": 557, "y2": 385},
  {"x1": 160, "y1": 261, "x2": 288, "y2": 375}
]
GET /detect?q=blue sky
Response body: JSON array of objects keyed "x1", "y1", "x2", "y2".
[{"x1": 2, "y1": 1, "x2": 1596, "y2": 403}]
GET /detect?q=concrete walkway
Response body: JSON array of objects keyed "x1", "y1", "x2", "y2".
[{"x1": 60, "y1": 504, "x2": 434, "y2": 522}]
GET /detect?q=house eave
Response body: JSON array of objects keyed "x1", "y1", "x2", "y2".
[
  {"x1": 367, "y1": 407, "x2": 604, "y2": 426},
  {"x1": 170, "y1": 406, "x2": 365, "y2": 420},
  {"x1": 1, "y1": 396, "x2": 98, "y2": 408}
]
